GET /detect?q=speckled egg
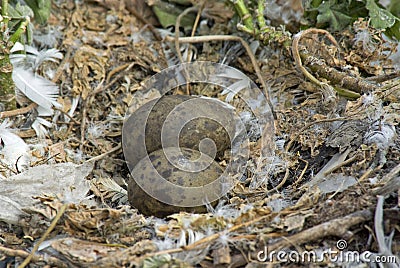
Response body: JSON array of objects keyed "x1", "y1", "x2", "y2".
[
  {"x1": 128, "y1": 147, "x2": 224, "y2": 217},
  {"x1": 122, "y1": 95, "x2": 236, "y2": 171}
]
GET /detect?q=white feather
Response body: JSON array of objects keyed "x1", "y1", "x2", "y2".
[
  {"x1": 24, "y1": 45, "x2": 63, "y2": 70},
  {"x1": 12, "y1": 67, "x2": 61, "y2": 115},
  {"x1": 67, "y1": 96, "x2": 80, "y2": 121},
  {"x1": 32, "y1": 118, "x2": 53, "y2": 138},
  {"x1": 10, "y1": 44, "x2": 63, "y2": 69},
  {"x1": 0, "y1": 120, "x2": 30, "y2": 172},
  {"x1": 9, "y1": 42, "x2": 28, "y2": 65},
  {"x1": 221, "y1": 78, "x2": 250, "y2": 102},
  {"x1": 10, "y1": 42, "x2": 25, "y2": 53}
]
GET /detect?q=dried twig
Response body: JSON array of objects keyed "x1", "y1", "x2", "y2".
[
  {"x1": 80, "y1": 59, "x2": 116, "y2": 151},
  {"x1": 106, "y1": 63, "x2": 131, "y2": 84},
  {"x1": 268, "y1": 209, "x2": 372, "y2": 250},
  {"x1": 372, "y1": 162, "x2": 400, "y2": 196},
  {"x1": 365, "y1": 71, "x2": 400, "y2": 82},
  {"x1": 89, "y1": 62, "x2": 135, "y2": 97},
  {"x1": 290, "y1": 158, "x2": 309, "y2": 188},
  {"x1": 19, "y1": 203, "x2": 68, "y2": 268},
  {"x1": 266, "y1": 167, "x2": 289, "y2": 194},
  {"x1": 53, "y1": 106, "x2": 80, "y2": 125},
  {"x1": 300, "y1": 52, "x2": 375, "y2": 95},
  {"x1": 85, "y1": 143, "x2": 122, "y2": 163},
  {"x1": 175, "y1": 6, "x2": 198, "y2": 65},
  {"x1": 0, "y1": 246, "x2": 68, "y2": 268},
  {"x1": 0, "y1": 103, "x2": 37, "y2": 119}
]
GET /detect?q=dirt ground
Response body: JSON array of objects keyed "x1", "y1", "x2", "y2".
[{"x1": 0, "y1": 0, "x2": 399, "y2": 267}]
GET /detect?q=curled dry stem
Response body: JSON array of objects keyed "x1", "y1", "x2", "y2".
[
  {"x1": 292, "y1": 28, "x2": 374, "y2": 98},
  {"x1": 292, "y1": 29, "x2": 335, "y2": 86},
  {"x1": 292, "y1": 28, "x2": 356, "y2": 99}
]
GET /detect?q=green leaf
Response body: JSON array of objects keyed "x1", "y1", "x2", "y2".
[
  {"x1": 387, "y1": 0, "x2": 400, "y2": 17},
  {"x1": 24, "y1": 0, "x2": 52, "y2": 24},
  {"x1": 7, "y1": 2, "x2": 34, "y2": 19},
  {"x1": 366, "y1": 0, "x2": 398, "y2": 29},
  {"x1": 26, "y1": 22, "x2": 34, "y2": 44},
  {"x1": 316, "y1": 0, "x2": 353, "y2": 30},
  {"x1": 151, "y1": 1, "x2": 195, "y2": 31},
  {"x1": 384, "y1": 20, "x2": 400, "y2": 40}
]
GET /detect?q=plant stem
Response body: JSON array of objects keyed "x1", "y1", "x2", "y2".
[
  {"x1": 231, "y1": 0, "x2": 256, "y2": 33},
  {"x1": 0, "y1": 0, "x2": 16, "y2": 111},
  {"x1": 256, "y1": 0, "x2": 266, "y2": 30},
  {"x1": 0, "y1": 40, "x2": 15, "y2": 111},
  {"x1": 232, "y1": 1, "x2": 363, "y2": 98},
  {"x1": 1, "y1": 0, "x2": 10, "y2": 25},
  {"x1": 10, "y1": 17, "x2": 30, "y2": 43}
]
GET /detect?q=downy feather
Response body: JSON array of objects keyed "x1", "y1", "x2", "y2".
[
  {"x1": 0, "y1": 120, "x2": 30, "y2": 172},
  {"x1": 12, "y1": 67, "x2": 61, "y2": 115}
]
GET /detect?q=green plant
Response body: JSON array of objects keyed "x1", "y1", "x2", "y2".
[
  {"x1": 0, "y1": 0, "x2": 51, "y2": 111},
  {"x1": 303, "y1": 0, "x2": 400, "y2": 39}
]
